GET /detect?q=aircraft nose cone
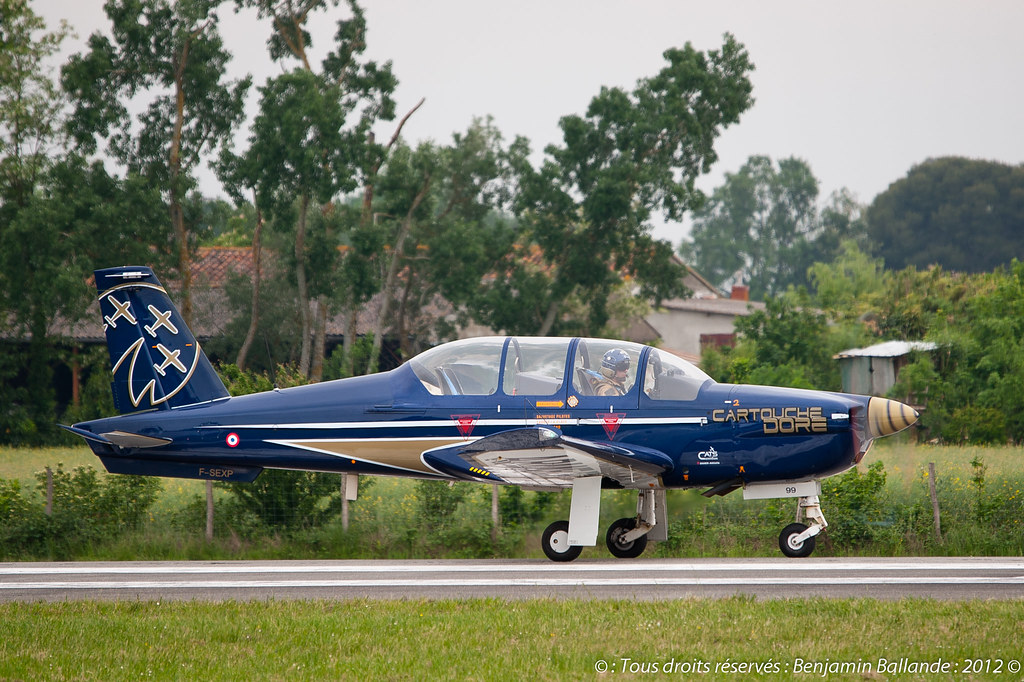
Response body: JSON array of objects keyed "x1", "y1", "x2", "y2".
[{"x1": 867, "y1": 397, "x2": 919, "y2": 437}]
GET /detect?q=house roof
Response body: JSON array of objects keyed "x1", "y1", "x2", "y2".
[
  {"x1": 834, "y1": 340, "x2": 938, "y2": 359},
  {"x1": 655, "y1": 296, "x2": 765, "y2": 316},
  {"x1": 193, "y1": 246, "x2": 255, "y2": 287}
]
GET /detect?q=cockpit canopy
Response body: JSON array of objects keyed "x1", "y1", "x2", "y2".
[{"x1": 407, "y1": 337, "x2": 712, "y2": 402}]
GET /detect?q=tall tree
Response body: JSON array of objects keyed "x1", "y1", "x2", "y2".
[
  {"x1": 62, "y1": 0, "x2": 250, "y2": 325},
  {"x1": 366, "y1": 118, "x2": 521, "y2": 369},
  {"x1": 228, "y1": 0, "x2": 396, "y2": 378},
  {"x1": 0, "y1": 0, "x2": 70, "y2": 443},
  {"x1": 0, "y1": 2, "x2": 171, "y2": 443},
  {"x1": 0, "y1": 155, "x2": 169, "y2": 443},
  {"x1": 866, "y1": 157, "x2": 1024, "y2": 273},
  {"x1": 0, "y1": 0, "x2": 68, "y2": 210},
  {"x1": 680, "y1": 155, "x2": 820, "y2": 298},
  {"x1": 491, "y1": 35, "x2": 755, "y2": 335}
]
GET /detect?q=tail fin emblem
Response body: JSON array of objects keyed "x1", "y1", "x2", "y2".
[
  {"x1": 154, "y1": 344, "x2": 187, "y2": 376},
  {"x1": 95, "y1": 266, "x2": 230, "y2": 413},
  {"x1": 145, "y1": 306, "x2": 178, "y2": 336},
  {"x1": 103, "y1": 295, "x2": 137, "y2": 329}
]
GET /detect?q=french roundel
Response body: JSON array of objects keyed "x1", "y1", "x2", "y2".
[{"x1": 226, "y1": 432, "x2": 240, "y2": 448}]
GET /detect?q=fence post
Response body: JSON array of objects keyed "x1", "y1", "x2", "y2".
[
  {"x1": 206, "y1": 480, "x2": 214, "y2": 541},
  {"x1": 341, "y1": 474, "x2": 358, "y2": 531},
  {"x1": 927, "y1": 462, "x2": 942, "y2": 543},
  {"x1": 45, "y1": 467, "x2": 53, "y2": 517}
]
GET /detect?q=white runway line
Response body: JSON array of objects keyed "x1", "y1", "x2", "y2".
[
  {"x1": 4, "y1": 576, "x2": 1024, "y2": 591},
  {"x1": 2, "y1": 559, "x2": 1023, "y2": 576},
  {"x1": 3, "y1": 558, "x2": 1024, "y2": 592}
]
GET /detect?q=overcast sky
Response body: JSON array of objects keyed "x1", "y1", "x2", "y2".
[{"x1": 40, "y1": 0, "x2": 1024, "y2": 244}]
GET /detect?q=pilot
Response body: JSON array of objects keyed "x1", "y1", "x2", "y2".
[{"x1": 594, "y1": 348, "x2": 630, "y2": 396}]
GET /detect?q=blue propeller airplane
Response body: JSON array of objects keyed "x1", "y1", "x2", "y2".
[{"x1": 63, "y1": 266, "x2": 919, "y2": 560}]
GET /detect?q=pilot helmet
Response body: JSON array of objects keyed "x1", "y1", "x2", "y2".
[{"x1": 601, "y1": 348, "x2": 630, "y2": 379}]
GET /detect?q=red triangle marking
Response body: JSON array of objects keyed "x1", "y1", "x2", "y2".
[
  {"x1": 452, "y1": 414, "x2": 480, "y2": 438},
  {"x1": 597, "y1": 413, "x2": 625, "y2": 440}
]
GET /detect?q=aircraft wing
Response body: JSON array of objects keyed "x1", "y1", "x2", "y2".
[{"x1": 421, "y1": 427, "x2": 673, "y2": 489}]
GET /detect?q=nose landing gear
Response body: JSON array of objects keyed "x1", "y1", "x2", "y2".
[{"x1": 778, "y1": 495, "x2": 828, "y2": 558}]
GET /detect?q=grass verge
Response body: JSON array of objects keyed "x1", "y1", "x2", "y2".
[{"x1": 2, "y1": 598, "x2": 1022, "y2": 680}]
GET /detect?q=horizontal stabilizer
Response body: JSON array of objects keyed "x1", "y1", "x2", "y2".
[
  {"x1": 101, "y1": 431, "x2": 172, "y2": 448},
  {"x1": 99, "y1": 457, "x2": 262, "y2": 482},
  {"x1": 59, "y1": 424, "x2": 113, "y2": 445},
  {"x1": 60, "y1": 424, "x2": 170, "y2": 449},
  {"x1": 422, "y1": 427, "x2": 672, "y2": 489}
]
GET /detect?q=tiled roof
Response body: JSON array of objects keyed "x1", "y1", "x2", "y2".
[{"x1": 192, "y1": 246, "x2": 255, "y2": 288}]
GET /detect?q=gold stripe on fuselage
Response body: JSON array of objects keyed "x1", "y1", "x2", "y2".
[{"x1": 270, "y1": 438, "x2": 467, "y2": 475}]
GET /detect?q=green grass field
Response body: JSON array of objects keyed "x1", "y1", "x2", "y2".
[{"x1": 2, "y1": 598, "x2": 1022, "y2": 681}]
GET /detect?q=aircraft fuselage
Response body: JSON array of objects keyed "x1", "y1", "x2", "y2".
[{"x1": 79, "y1": 363, "x2": 869, "y2": 489}]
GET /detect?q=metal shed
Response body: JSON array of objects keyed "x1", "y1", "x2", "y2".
[{"x1": 834, "y1": 341, "x2": 937, "y2": 396}]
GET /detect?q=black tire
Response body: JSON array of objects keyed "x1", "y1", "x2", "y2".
[
  {"x1": 605, "y1": 517, "x2": 648, "y2": 559},
  {"x1": 542, "y1": 520, "x2": 582, "y2": 562},
  {"x1": 779, "y1": 522, "x2": 815, "y2": 558}
]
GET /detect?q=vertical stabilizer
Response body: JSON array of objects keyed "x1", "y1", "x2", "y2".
[{"x1": 95, "y1": 266, "x2": 229, "y2": 413}]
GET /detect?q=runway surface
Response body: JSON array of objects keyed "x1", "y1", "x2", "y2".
[{"x1": 2, "y1": 557, "x2": 1022, "y2": 601}]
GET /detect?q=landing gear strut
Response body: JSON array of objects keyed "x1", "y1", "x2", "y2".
[{"x1": 778, "y1": 495, "x2": 828, "y2": 558}]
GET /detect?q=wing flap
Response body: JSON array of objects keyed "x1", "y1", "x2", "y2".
[{"x1": 422, "y1": 427, "x2": 673, "y2": 489}]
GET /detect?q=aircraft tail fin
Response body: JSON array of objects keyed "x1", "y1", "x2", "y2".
[{"x1": 94, "y1": 266, "x2": 229, "y2": 414}]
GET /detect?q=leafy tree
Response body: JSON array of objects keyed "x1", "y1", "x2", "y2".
[
  {"x1": 736, "y1": 291, "x2": 840, "y2": 390},
  {"x1": 682, "y1": 155, "x2": 837, "y2": 298},
  {"x1": 0, "y1": 0, "x2": 70, "y2": 442},
  {"x1": 806, "y1": 188, "x2": 870, "y2": 270},
  {"x1": 807, "y1": 239, "x2": 888, "y2": 321},
  {"x1": 919, "y1": 262, "x2": 1024, "y2": 443},
  {"x1": 0, "y1": 0, "x2": 69, "y2": 209},
  {"x1": 223, "y1": 0, "x2": 396, "y2": 378},
  {"x1": 866, "y1": 157, "x2": 1024, "y2": 273},
  {"x1": 0, "y1": 4, "x2": 168, "y2": 443},
  {"x1": 367, "y1": 118, "x2": 522, "y2": 366},
  {"x1": 872, "y1": 265, "x2": 974, "y2": 341},
  {"x1": 705, "y1": 289, "x2": 844, "y2": 391},
  {"x1": 0, "y1": 156, "x2": 169, "y2": 443},
  {"x1": 62, "y1": 0, "x2": 251, "y2": 324},
  {"x1": 491, "y1": 35, "x2": 755, "y2": 335}
]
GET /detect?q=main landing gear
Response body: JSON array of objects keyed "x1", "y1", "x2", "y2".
[
  {"x1": 541, "y1": 489, "x2": 659, "y2": 562},
  {"x1": 778, "y1": 495, "x2": 828, "y2": 558}
]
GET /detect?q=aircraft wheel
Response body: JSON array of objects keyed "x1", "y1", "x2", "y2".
[
  {"x1": 606, "y1": 517, "x2": 648, "y2": 559},
  {"x1": 542, "y1": 520, "x2": 582, "y2": 562},
  {"x1": 779, "y1": 522, "x2": 815, "y2": 558}
]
